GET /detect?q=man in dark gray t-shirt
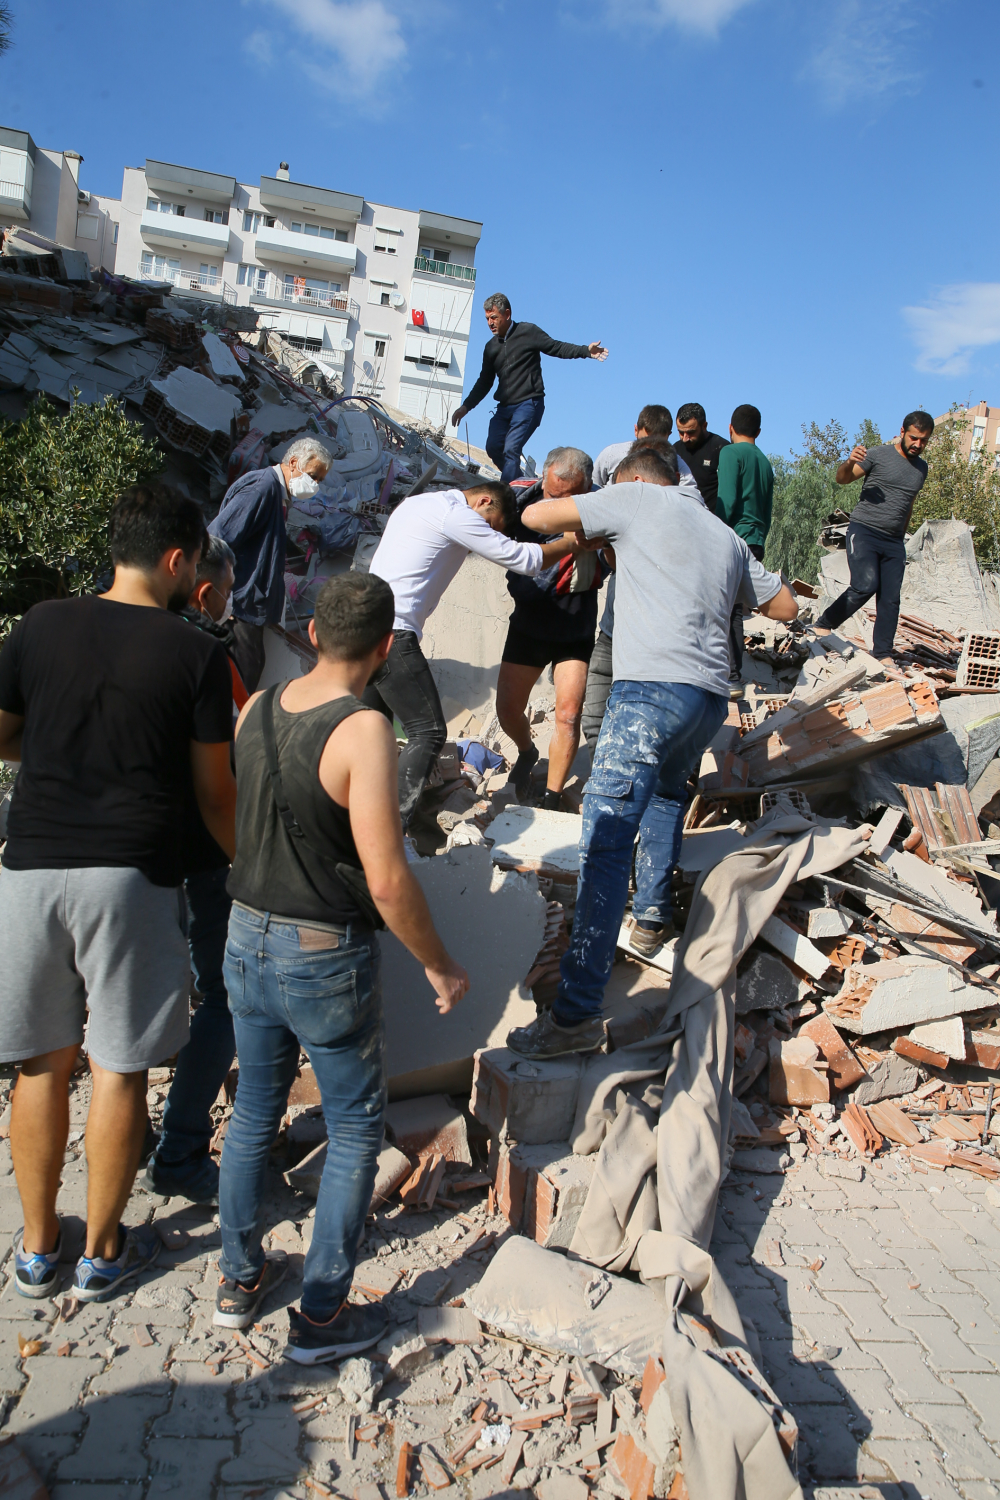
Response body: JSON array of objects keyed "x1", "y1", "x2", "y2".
[{"x1": 815, "y1": 411, "x2": 934, "y2": 661}]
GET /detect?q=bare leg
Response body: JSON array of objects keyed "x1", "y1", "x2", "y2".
[
  {"x1": 10, "y1": 1044, "x2": 80, "y2": 1254},
  {"x1": 547, "y1": 658, "x2": 589, "y2": 793},
  {"x1": 495, "y1": 661, "x2": 542, "y2": 754},
  {"x1": 84, "y1": 1063, "x2": 148, "y2": 1261}
]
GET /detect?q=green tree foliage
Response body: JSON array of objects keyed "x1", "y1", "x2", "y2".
[
  {"x1": 764, "y1": 419, "x2": 881, "y2": 583},
  {"x1": 0, "y1": 395, "x2": 162, "y2": 639},
  {"x1": 0, "y1": 3, "x2": 12, "y2": 57},
  {"x1": 910, "y1": 404, "x2": 1000, "y2": 570}
]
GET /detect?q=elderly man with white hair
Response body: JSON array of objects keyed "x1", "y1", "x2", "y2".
[
  {"x1": 497, "y1": 446, "x2": 605, "y2": 809},
  {"x1": 210, "y1": 435, "x2": 333, "y2": 691}
]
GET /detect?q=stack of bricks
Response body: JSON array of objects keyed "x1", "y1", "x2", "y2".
[{"x1": 470, "y1": 1048, "x2": 595, "y2": 1250}]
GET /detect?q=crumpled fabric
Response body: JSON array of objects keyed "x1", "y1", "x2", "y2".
[{"x1": 569, "y1": 808, "x2": 866, "y2": 1500}]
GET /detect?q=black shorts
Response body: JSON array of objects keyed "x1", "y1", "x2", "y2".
[{"x1": 501, "y1": 622, "x2": 595, "y2": 670}]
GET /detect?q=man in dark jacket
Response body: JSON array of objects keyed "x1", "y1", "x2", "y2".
[
  {"x1": 451, "y1": 294, "x2": 607, "y2": 482},
  {"x1": 210, "y1": 435, "x2": 332, "y2": 691},
  {"x1": 496, "y1": 447, "x2": 605, "y2": 808},
  {"x1": 673, "y1": 402, "x2": 729, "y2": 514}
]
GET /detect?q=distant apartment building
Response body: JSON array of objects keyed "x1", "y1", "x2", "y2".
[
  {"x1": 0, "y1": 125, "x2": 119, "y2": 271},
  {"x1": 114, "y1": 158, "x2": 482, "y2": 426},
  {"x1": 935, "y1": 400, "x2": 1000, "y2": 463}
]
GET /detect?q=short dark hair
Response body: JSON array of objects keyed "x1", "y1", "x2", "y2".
[
  {"x1": 313, "y1": 573, "x2": 394, "y2": 661},
  {"x1": 483, "y1": 293, "x2": 511, "y2": 315},
  {"x1": 731, "y1": 404, "x2": 762, "y2": 438},
  {"x1": 464, "y1": 480, "x2": 517, "y2": 533},
  {"x1": 676, "y1": 402, "x2": 707, "y2": 426},
  {"x1": 614, "y1": 441, "x2": 679, "y2": 486},
  {"x1": 903, "y1": 410, "x2": 934, "y2": 435},
  {"x1": 196, "y1": 534, "x2": 236, "y2": 590},
  {"x1": 636, "y1": 404, "x2": 673, "y2": 437},
  {"x1": 108, "y1": 482, "x2": 208, "y2": 571}
]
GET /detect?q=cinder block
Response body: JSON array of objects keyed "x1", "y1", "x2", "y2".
[
  {"x1": 471, "y1": 1047, "x2": 582, "y2": 1143},
  {"x1": 384, "y1": 1094, "x2": 471, "y2": 1164},
  {"x1": 494, "y1": 1141, "x2": 595, "y2": 1249}
]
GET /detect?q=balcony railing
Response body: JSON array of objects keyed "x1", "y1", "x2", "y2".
[
  {"x1": 413, "y1": 255, "x2": 476, "y2": 283},
  {"x1": 139, "y1": 270, "x2": 236, "y2": 305},
  {"x1": 250, "y1": 275, "x2": 359, "y2": 320},
  {"x1": 0, "y1": 179, "x2": 31, "y2": 213}
]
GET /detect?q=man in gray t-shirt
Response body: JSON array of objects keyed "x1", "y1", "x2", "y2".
[
  {"x1": 815, "y1": 411, "x2": 934, "y2": 660},
  {"x1": 504, "y1": 447, "x2": 798, "y2": 1061}
]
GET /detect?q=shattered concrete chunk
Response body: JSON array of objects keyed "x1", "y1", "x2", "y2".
[
  {"x1": 471, "y1": 1048, "x2": 582, "y2": 1143},
  {"x1": 853, "y1": 1053, "x2": 919, "y2": 1106},
  {"x1": 735, "y1": 951, "x2": 798, "y2": 1015},
  {"x1": 339, "y1": 1357, "x2": 383, "y2": 1412},
  {"x1": 384, "y1": 1095, "x2": 471, "y2": 1165}
]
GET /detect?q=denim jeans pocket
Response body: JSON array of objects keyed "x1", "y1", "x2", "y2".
[
  {"x1": 224, "y1": 951, "x2": 251, "y2": 1017},
  {"x1": 583, "y1": 770, "x2": 634, "y2": 851},
  {"x1": 276, "y1": 955, "x2": 372, "y2": 1047}
]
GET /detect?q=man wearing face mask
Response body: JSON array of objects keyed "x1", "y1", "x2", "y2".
[
  {"x1": 210, "y1": 435, "x2": 333, "y2": 692},
  {"x1": 144, "y1": 535, "x2": 244, "y2": 1204}
]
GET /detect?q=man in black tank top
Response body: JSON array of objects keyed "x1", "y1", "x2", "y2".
[{"x1": 214, "y1": 573, "x2": 469, "y2": 1365}]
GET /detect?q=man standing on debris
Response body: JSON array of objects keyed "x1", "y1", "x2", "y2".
[
  {"x1": 214, "y1": 573, "x2": 469, "y2": 1361},
  {"x1": 497, "y1": 447, "x2": 605, "y2": 808},
  {"x1": 716, "y1": 405, "x2": 775, "y2": 696},
  {"x1": 367, "y1": 482, "x2": 582, "y2": 829},
  {"x1": 145, "y1": 535, "x2": 243, "y2": 1206},
  {"x1": 505, "y1": 448, "x2": 798, "y2": 1058},
  {"x1": 814, "y1": 412, "x2": 934, "y2": 663},
  {"x1": 210, "y1": 435, "x2": 333, "y2": 694},
  {"x1": 450, "y1": 294, "x2": 607, "y2": 482},
  {"x1": 0, "y1": 483, "x2": 237, "y2": 1299},
  {"x1": 673, "y1": 402, "x2": 730, "y2": 513}
]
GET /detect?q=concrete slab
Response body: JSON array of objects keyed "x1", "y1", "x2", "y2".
[{"x1": 487, "y1": 806, "x2": 581, "y2": 875}]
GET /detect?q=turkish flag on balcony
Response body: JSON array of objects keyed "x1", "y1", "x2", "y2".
[{"x1": 411, "y1": 309, "x2": 426, "y2": 326}]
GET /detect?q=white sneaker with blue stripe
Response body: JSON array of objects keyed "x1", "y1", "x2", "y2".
[
  {"x1": 13, "y1": 1223, "x2": 63, "y2": 1299},
  {"x1": 72, "y1": 1224, "x2": 160, "y2": 1302}
]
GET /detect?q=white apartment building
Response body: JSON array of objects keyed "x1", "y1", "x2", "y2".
[
  {"x1": 115, "y1": 158, "x2": 482, "y2": 426},
  {"x1": 0, "y1": 126, "x2": 119, "y2": 271}
]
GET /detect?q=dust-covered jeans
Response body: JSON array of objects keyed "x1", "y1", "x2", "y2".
[
  {"x1": 555, "y1": 680, "x2": 727, "y2": 1026},
  {"x1": 219, "y1": 904, "x2": 385, "y2": 1321}
]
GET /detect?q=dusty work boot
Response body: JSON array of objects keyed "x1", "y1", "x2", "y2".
[
  {"x1": 506, "y1": 1009, "x2": 605, "y2": 1060},
  {"x1": 628, "y1": 919, "x2": 678, "y2": 959},
  {"x1": 510, "y1": 744, "x2": 539, "y2": 798}
]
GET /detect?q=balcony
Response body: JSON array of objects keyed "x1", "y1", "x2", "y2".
[
  {"x1": 139, "y1": 270, "x2": 236, "y2": 305},
  {"x1": 0, "y1": 178, "x2": 30, "y2": 221},
  {"x1": 249, "y1": 274, "x2": 359, "y2": 320},
  {"x1": 259, "y1": 176, "x2": 363, "y2": 224},
  {"x1": 416, "y1": 209, "x2": 482, "y2": 249},
  {"x1": 145, "y1": 159, "x2": 236, "y2": 207},
  {"x1": 255, "y1": 223, "x2": 357, "y2": 275},
  {"x1": 412, "y1": 255, "x2": 476, "y2": 283},
  {"x1": 140, "y1": 207, "x2": 231, "y2": 254}
]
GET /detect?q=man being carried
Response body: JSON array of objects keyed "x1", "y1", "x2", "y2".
[
  {"x1": 497, "y1": 447, "x2": 604, "y2": 807},
  {"x1": 814, "y1": 412, "x2": 934, "y2": 663},
  {"x1": 0, "y1": 484, "x2": 236, "y2": 1300},
  {"x1": 367, "y1": 482, "x2": 580, "y2": 828},
  {"x1": 451, "y1": 294, "x2": 607, "y2": 482},
  {"x1": 214, "y1": 574, "x2": 469, "y2": 1363},
  {"x1": 210, "y1": 435, "x2": 333, "y2": 692},
  {"x1": 673, "y1": 402, "x2": 729, "y2": 514},
  {"x1": 506, "y1": 448, "x2": 798, "y2": 1059},
  {"x1": 716, "y1": 404, "x2": 775, "y2": 696}
]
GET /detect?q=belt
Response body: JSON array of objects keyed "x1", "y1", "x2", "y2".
[{"x1": 232, "y1": 901, "x2": 372, "y2": 950}]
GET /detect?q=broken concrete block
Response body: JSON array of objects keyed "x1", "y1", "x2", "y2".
[
  {"x1": 287, "y1": 1139, "x2": 412, "y2": 1209},
  {"x1": 384, "y1": 1095, "x2": 471, "y2": 1165},
  {"x1": 729, "y1": 1148, "x2": 791, "y2": 1174},
  {"x1": 380, "y1": 846, "x2": 546, "y2": 1097},
  {"x1": 493, "y1": 1142, "x2": 595, "y2": 1249},
  {"x1": 799, "y1": 1012, "x2": 867, "y2": 1090},
  {"x1": 486, "y1": 806, "x2": 581, "y2": 875},
  {"x1": 759, "y1": 915, "x2": 832, "y2": 982},
  {"x1": 645, "y1": 1381, "x2": 679, "y2": 1467},
  {"x1": 735, "y1": 951, "x2": 798, "y2": 1015},
  {"x1": 967, "y1": 1030, "x2": 1000, "y2": 1070},
  {"x1": 826, "y1": 955, "x2": 990, "y2": 1034},
  {"x1": 466, "y1": 1237, "x2": 661, "y2": 1378},
  {"x1": 387, "y1": 1336, "x2": 437, "y2": 1379},
  {"x1": 768, "y1": 1037, "x2": 830, "y2": 1107},
  {"x1": 417, "y1": 1307, "x2": 482, "y2": 1346},
  {"x1": 909, "y1": 1015, "x2": 968, "y2": 1061},
  {"x1": 787, "y1": 902, "x2": 855, "y2": 940},
  {"x1": 339, "y1": 1357, "x2": 383, "y2": 1412},
  {"x1": 853, "y1": 1054, "x2": 919, "y2": 1106},
  {"x1": 818, "y1": 1156, "x2": 864, "y2": 1182},
  {"x1": 471, "y1": 1048, "x2": 582, "y2": 1143},
  {"x1": 729, "y1": 1097, "x2": 760, "y2": 1145}
]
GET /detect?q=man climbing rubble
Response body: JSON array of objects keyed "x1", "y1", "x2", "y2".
[
  {"x1": 506, "y1": 447, "x2": 798, "y2": 1059},
  {"x1": 214, "y1": 573, "x2": 469, "y2": 1362},
  {"x1": 210, "y1": 434, "x2": 333, "y2": 694},
  {"x1": 366, "y1": 481, "x2": 582, "y2": 829},
  {"x1": 814, "y1": 410, "x2": 934, "y2": 663}
]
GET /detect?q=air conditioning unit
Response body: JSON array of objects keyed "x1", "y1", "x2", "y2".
[{"x1": 77, "y1": 190, "x2": 91, "y2": 205}]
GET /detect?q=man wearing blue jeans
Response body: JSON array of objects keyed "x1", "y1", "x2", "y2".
[
  {"x1": 505, "y1": 447, "x2": 798, "y2": 1059},
  {"x1": 451, "y1": 293, "x2": 608, "y2": 482},
  {"x1": 215, "y1": 573, "x2": 468, "y2": 1363}
]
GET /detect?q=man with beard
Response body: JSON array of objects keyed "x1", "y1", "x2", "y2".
[
  {"x1": 0, "y1": 483, "x2": 236, "y2": 1301},
  {"x1": 673, "y1": 402, "x2": 729, "y2": 514}
]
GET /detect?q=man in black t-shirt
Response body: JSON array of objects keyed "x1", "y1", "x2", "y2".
[
  {"x1": 0, "y1": 483, "x2": 236, "y2": 1304},
  {"x1": 673, "y1": 402, "x2": 729, "y2": 514}
]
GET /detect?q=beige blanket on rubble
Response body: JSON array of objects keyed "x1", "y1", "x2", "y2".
[{"x1": 569, "y1": 809, "x2": 866, "y2": 1500}]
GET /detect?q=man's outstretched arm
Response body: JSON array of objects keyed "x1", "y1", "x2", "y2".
[
  {"x1": 532, "y1": 326, "x2": 607, "y2": 362},
  {"x1": 521, "y1": 497, "x2": 584, "y2": 533}
]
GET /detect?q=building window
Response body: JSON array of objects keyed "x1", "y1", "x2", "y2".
[
  {"x1": 203, "y1": 209, "x2": 229, "y2": 225},
  {"x1": 335, "y1": 229, "x2": 348, "y2": 242},
  {"x1": 76, "y1": 213, "x2": 99, "y2": 241},
  {"x1": 363, "y1": 334, "x2": 388, "y2": 360},
  {"x1": 282, "y1": 334, "x2": 323, "y2": 354},
  {"x1": 238, "y1": 264, "x2": 266, "y2": 291},
  {"x1": 197, "y1": 263, "x2": 220, "y2": 286},
  {"x1": 419, "y1": 245, "x2": 448, "y2": 262},
  {"x1": 140, "y1": 251, "x2": 180, "y2": 282},
  {"x1": 146, "y1": 198, "x2": 185, "y2": 217},
  {"x1": 112, "y1": 222, "x2": 119, "y2": 244},
  {"x1": 369, "y1": 282, "x2": 395, "y2": 306}
]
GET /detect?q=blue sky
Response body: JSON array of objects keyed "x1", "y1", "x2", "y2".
[{"x1": 3, "y1": 0, "x2": 998, "y2": 464}]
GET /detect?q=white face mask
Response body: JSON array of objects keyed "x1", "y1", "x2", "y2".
[
  {"x1": 218, "y1": 594, "x2": 234, "y2": 624},
  {"x1": 289, "y1": 471, "x2": 320, "y2": 499}
]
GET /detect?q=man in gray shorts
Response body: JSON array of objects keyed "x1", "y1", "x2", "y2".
[{"x1": 0, "y1": 482, "x2": 237, "y2": 1301}]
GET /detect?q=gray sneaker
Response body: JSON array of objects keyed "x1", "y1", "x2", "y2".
[
  {"x1": 628, "y1": 920, "x2": 678, "y2": 959},
  {"x1": 506, "y1": 1010, "x2": 605, "y2": 1060}
]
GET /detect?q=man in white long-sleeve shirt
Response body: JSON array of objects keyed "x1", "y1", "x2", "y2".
[{"x1": 367, "y1": 481, "x2": 579, "y2": 827}]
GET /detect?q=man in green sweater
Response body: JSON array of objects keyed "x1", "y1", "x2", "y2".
[{"x1": 716, "y1": 404, "x2": 774, "y2": 696}]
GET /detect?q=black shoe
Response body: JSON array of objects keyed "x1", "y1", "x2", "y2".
[
  {"x1": 510, "y1": 744, "x2": 539, "y2": 797},
  {"x1": 213, "y1": 1251, "x2": 288, "y2": 1329},
  {"x1": 540, "y1": 789, "x2": 562, "y2": 812},
  {"x1": 506, "y1": 1010, "x2": 606, "y2": 1060},
  {"x1": 284, "y1": 1299, "x2": 389, "y2": 1365},
  {"x1": 144, "y1": 1151, "x2": 219, "y2": 1206}
]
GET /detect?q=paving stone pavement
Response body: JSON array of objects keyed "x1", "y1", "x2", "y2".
[{"x1": 1, "y1": 1070, "x2": 999, "y2": 1497}]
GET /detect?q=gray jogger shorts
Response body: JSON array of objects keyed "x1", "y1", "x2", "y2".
[{"x1": 0, "y1": 866, "x2": 192, "y2": 1072}]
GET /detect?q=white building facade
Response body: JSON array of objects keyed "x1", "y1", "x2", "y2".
[
  {"x1": 0, "y1": 125, "x2": 119, "y2": 271},
  {"x1": 115, "y1": 159, "x2": 481, "y2": 426}
]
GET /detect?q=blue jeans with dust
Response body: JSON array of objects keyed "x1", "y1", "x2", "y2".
[
  {"x1": 486, "y1": 397, "x2": 545, "y2": 483},
  {"x1": 219, "y1": 904, "x2": 385, "y2": 1322},
  {"x1": 555, "y1": 680, "x2": 727, "y2": 1027}
]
